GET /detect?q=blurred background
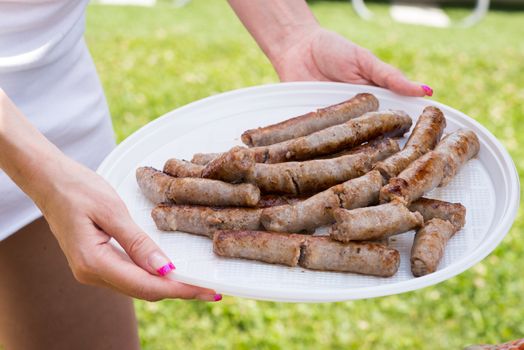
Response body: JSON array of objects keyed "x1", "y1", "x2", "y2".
[{"x1": 86, "y1": 0, "x2": 523, "y2": 348}]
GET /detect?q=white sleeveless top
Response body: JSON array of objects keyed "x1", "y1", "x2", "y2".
[{"x1": 0, "y1": 0, "x2": 116, "y2": 239}]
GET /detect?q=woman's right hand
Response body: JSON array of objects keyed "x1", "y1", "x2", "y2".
[
  {"x1": 0, "y1": 89, "x2": 220, "y2": 302},
  {"x1": 38, "y1": 158, "x2": 220, "y2": 302}
]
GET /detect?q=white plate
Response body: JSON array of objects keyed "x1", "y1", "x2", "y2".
[{"x1": 98, "y1": 82, "x2": 519, "y2": 302}]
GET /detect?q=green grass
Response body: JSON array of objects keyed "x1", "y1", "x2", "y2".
[{"x1": 86, "y1": 1, "x2": 524, "y2": 349}]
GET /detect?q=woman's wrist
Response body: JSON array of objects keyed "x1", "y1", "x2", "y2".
[
  {"x1": 266, "y1": 22, "x2": 320, "y2": 68},
  {"x1": 228, "y1": 0, "x2": 320, "y2": 69},
  {"x1": 0, "y1": 89, "x2": 71, "y2": 206},
  {"x1": 268, "y1": 24, "x2": 322, "y2": 78},
  {"x1": 25, "y1": 148, "x2": 74, "y2": 210}
]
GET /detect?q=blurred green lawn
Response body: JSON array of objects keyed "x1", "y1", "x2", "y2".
[{"x1": 86, "y1": 1, "x2": 524, "y2": 349}]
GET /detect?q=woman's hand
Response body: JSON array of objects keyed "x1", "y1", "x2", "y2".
[
  {"x1": 33, "y1": 158, "x2": 220, "y2": 302},
  {"x1": 273, "y1": 27, "x2": 432, "y2": 97},
  {"x1": 228, "y1": 0, "x2": 432, "y2": 97},
  {"x1": 0, "y1": 89, "x2": 220, "y2": 302}
]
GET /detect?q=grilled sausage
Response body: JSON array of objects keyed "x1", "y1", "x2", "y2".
[
  {"x1": 135, "y1": 166, "x2": 174, "y2": 204},
  {"x1": 241, "y1": 93, "x2": 379, "y2": 147},
  {"x1": 189, "y1": 135, "x2": 398, "y2": 169},
  {"x1": 151, "y1": 204, "x2": 262, "y2": 237},
  {"x1": 205, "y1": 110, "x2": 411, "y2": 167},
  {"x1": 374, "y1": 106, "x2": 446, "y2": 179},
  {"x1": 136, "y1": 167, "x2": 260, "y2": 207},
  {"x1": 248, "y1": 152, "x2": 374, "y2": 195},
  {"x1": 202, "y1": 138, "x2": 398, "y2": 193},
  {"x1": 163, "y1": 159, "x2": 204, "y2": 178},
  {"x1": 201, "y1": 146, "x2": 255, "y2": 183},
  {"x1": 328, "y1": 137, "x2": 400, "y2": 159},
  {"x1": 213, "y1": 230, "x2": 305, "y2": 267},
  {"x1": 257, "y1": 195, "x2": 304, "y2": 208},
  {"x1": 437, "y1": 129, "x2": 480, "y2": 186},
  {"x1": 213, "y1": 231, "x2": 400, "y2": 277},
  {"x1": 300, "y1": 236, "x2": 400, "y2": 277},
  {"x1": 379, "y1": 129, "x2": 480, "y2": 204},
  {"x1": 409, "y1": 197, "x2": 466, "y2": 230},
  {"x1": 260, "y1": 170, "x2": 384, "y2": 233},
  {"x1": 408, "y1": 198, "x2": 466, "y2": 277},
  {"x1": 410, "y1": 218, "x2": 457, "y2": 277},
  {"x1": 330, "y1": 201, "x2": 424, "y2": 242},
  {"x1": 191, "y1": 152, "x2": 221, "y2": 165}
]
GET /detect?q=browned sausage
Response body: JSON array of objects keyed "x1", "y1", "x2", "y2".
[
  {"x1": 136, "y1": 167, "x2": 260, "y2": 207},
  {"x1": 241, "y1": 93, "x2": 379, "y2": 147},
  {"x1": 206, "y1": 110, "x2": 411, "y2": 167},
  {"x1": 202, "y1": 138, "x2": 399, "y2": 193},
  {"x1": 135, "y1": 166, "x2": 174, "y2": 204},
  {"x1": 410, "y1": 218, "x2": 456, "y2": 277},
  {"x1": 300, "y1": 236, "x2": 400, "y2": 277},
  {"x1": 152, "y1": 194, "x2": 306, "y2": 237},
  {"x1": 201, "y1": 146, "x2": 255, "y2": 183},
  {"x1": 330, "y1": 201, "x2": 424, "y2": 242},
  {"x1": 163, "y1": 159, "x2": 204, "y2": 178},
  {"x1": 213, "y1": 231, "x2": 400, "y2": 277},
  {"x1": 408, "y1": 198, "x2": 466, "y2": 277},
  {"x1": 190, "y1": 135, "x2": 398, "y2": 168},
  {"x1": 379, "y1": 129, "x2": 480, "y2": 204},
  {"x1": 409, "y1": 197, "x2": 466, "y2": 230},
  {"x1": 213, "y1": 230, "x2": 305, "y2": 267},
  {"x1": 260, "y1": 170, "x2": 384, "y2": 233},
  {"x1": 191, "y1": 152, "x2": 221, "y2": 165},
  {"x1": 257, "y1": 195, "x2": 304, "y2": 208},
  {"x1": 437, "y1": 129, "x2": 480, "y2": 186},
  {"x1": 264, "y1": 110, "x2": 411, "y2": 163},
  {"x1": 333, "y1": 137, "x2": 400, "y2": 159},
  {"x1": 374, "y1": 106, "x2": 446, "y2": 179},
  {"x1": 247, "y1": 138, "x2": 396, "y2": 194},
  {"x1": 248, "y1": 152, "x2": 374, "y2": 195},
  {"x1": 151, "y1": 204, "x2": 262, "y2": 238}
]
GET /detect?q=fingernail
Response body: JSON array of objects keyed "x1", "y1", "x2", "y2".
[
  {"x1": 196, "y1": 293, "x2": 222, "y2": 302},
  {"x1": 421, "y1": 85, "x2": 433, "y2": 96},
  {"x1": 157, "y1": 262, "x2": 176, "y2": 276},
  {"x1": 148, "y1": 251, "x2": 176, "y2": 276}
]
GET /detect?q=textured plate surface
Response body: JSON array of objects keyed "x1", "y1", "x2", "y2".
[{"x1": 98, "y1": 82, "x2": 519, "y2": 302}]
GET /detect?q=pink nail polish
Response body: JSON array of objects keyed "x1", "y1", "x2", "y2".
[
  {"x1": 148, "y1": 251, "x2": 176, "y2": 276},
  {"x1": 156, "y1": 262, "x2": 176, "y2": 276},
  {"x1": 196, "y1": 293, "x2": 222, "y2": 302},
  {"x1": 421, "y1": 85, "x2": 433, "y2": 97}
]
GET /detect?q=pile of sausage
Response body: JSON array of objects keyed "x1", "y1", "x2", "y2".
[{"x1": 136, "y1": 93, "x2": 480, "y2": 278}]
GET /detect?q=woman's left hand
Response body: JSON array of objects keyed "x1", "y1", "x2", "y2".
[{"x1": 272, "y1": 27, "x2": 431, "y2": 97}]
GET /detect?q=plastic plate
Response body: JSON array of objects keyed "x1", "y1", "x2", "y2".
[{"x1": 97, "y1": 82, "x2": 519, "y2": 302}]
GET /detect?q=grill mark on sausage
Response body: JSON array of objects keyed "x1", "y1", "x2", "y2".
[
  {"x1": 379, "y1": 129, "x2": 479, "y2": 204},
  {"x1": 374, "y1": 106, "x2": 446, "y2": 180}
]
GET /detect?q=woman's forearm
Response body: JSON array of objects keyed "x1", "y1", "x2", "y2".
[
  {"x1": 227, "y1": 0, "x2": 319, "y2": 64},
  {"x1": 0, "y1": 90, "x2": 65, "y2": 203}
]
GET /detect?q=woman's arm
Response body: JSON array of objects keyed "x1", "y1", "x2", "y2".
[
  {"x1": 228, "y1": 0, "x2": 432, "y2": 97},
  {"x1": 0, "y1": 89, "x2": 219, "y2": 302}
]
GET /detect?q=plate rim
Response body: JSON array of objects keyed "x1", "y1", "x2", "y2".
[{"x1": 98, "y1": 81, "x2": 520, "y2": 302}]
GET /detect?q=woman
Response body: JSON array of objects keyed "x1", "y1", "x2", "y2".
[{"x1": 0, "y1": 0, "x2": 430, "y2": 349}]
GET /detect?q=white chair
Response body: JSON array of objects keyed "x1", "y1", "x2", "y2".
[{"x1": 351, "y1": 0, "x2": 490, "y2": 27}]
